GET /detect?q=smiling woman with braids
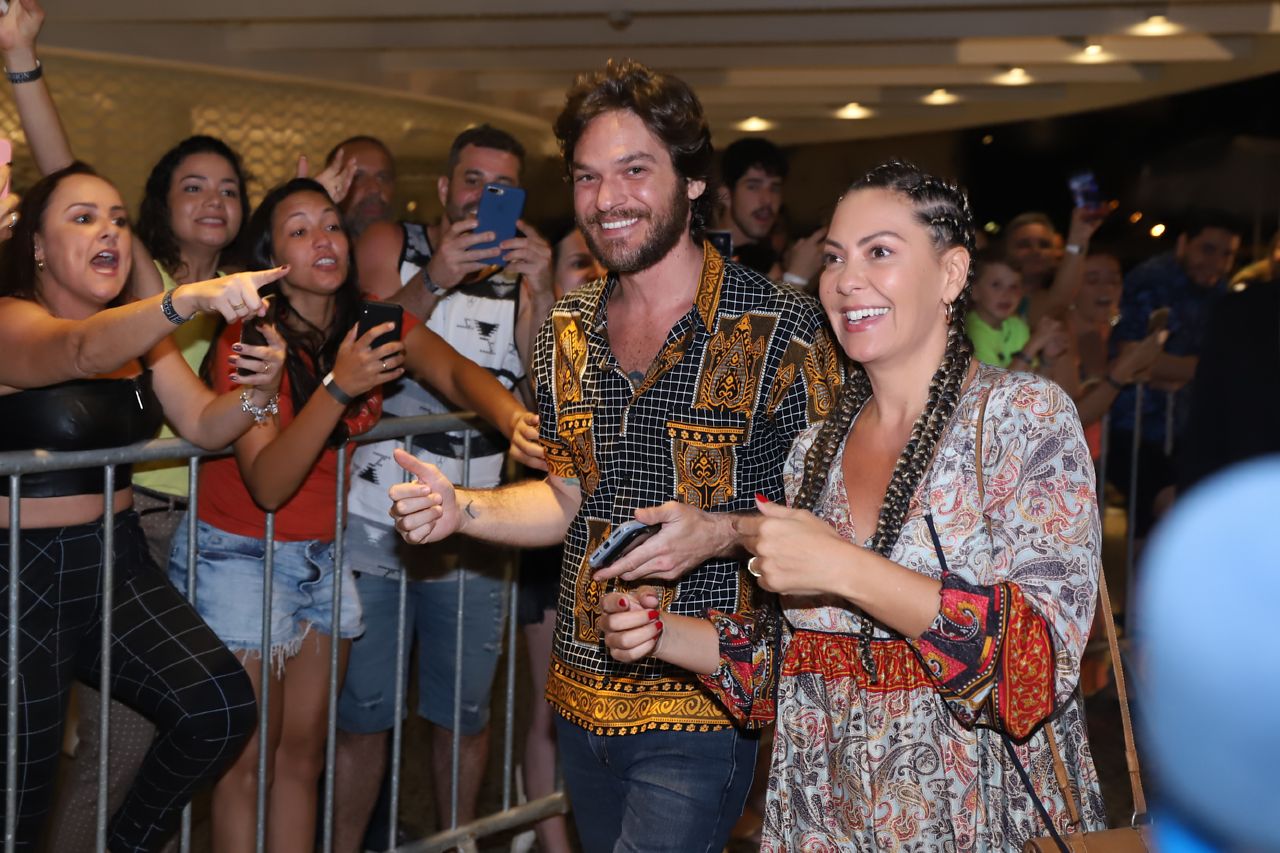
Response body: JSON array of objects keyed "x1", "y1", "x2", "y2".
[{"x1": 598, "y1": 161, "x2": 1106, "y2": 849}]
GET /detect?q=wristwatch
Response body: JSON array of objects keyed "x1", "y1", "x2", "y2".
[
  {"x1": 321, "y1": 371, "x2": 354, "y2": 405},
  {"x1": 421, "y1": 269, "x2": 446, "y2": 296}
]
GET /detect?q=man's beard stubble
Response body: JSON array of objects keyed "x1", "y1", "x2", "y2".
[{"x1": 580, "y1": 183, "x2": 690, "y2": 275}]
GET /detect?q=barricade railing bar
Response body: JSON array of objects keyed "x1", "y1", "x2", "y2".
[{"x1": 0, "y1": 411, "x2": 569, "y2": 853}]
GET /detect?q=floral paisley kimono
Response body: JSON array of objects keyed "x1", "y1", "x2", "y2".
[{"x1": 703, "y1": 365, "x2": 1106, "y2": 851}]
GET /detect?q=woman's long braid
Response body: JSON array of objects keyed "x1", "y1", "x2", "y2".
[{"x1": 789, "y1": 161, "x2": 977, "y2": 682}]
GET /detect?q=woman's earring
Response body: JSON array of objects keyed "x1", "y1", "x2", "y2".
[
  {"x1": 944, "y1": 301, "x2": 954, "y2": 324},
  {"x1": 35, "y1": 257, "x2": 45, "y2": 272}
]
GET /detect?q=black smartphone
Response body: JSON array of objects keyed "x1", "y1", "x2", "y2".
[
  {"x1": 588, "y1": 520, "x2": 659, "y2": 570},
  {"x1": 358, "y1": 301, "x2": 404, "y2": 350},
  {"x1": 237, "y1": 319, "x2": 266, "y2": 377},
  {"x1": 473, "y1": 183, "x2": 526, "y2": 266},
  {"x1": 705, "y1": 230, "x2": 733, "y2": 259}
]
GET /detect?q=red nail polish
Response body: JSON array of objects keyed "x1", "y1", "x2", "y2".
[
  {"x1": 231, "y1": 343, "x2": 244, "y2": 352},
  {"x1": 618, "y1": 597, "x2": 630, "y2": 610},
  {"x1": 647, "y1": 610, "x2": 659, "y2": 620},
  {"x1": 654, "y1": 620, "x2": 663, "y2": 632},
  {"x1": 755, "y1": 492, "x2": 770, "y2": 503}
]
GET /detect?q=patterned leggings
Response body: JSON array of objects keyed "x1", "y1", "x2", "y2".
[{"x1": 0, "y1": 511, "x2": 257, "y2": 852}]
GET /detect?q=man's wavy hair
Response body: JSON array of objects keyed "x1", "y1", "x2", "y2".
[{"x1": 553, "y1": 59, "x2": 716, "y2": 237}]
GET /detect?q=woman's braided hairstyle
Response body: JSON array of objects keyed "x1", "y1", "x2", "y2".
[{"x1": 785, "y1": 160, "x2": 977, "y2": 678}]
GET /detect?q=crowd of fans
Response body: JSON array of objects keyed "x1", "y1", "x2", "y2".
[{"x1": 0, "y1": 0, "x2": 1276, "y2": 851}]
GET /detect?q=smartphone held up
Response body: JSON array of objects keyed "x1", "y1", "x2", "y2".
[
  {"x1": 472, "y1": 183, "x2": 526, "y2": 266},
  {"x1": 358, "y1": 300, "x2": 404, "y2": 350}
]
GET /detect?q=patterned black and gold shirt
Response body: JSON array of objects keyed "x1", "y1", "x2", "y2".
[{"x1": 534, "y1": 244, "x2": 843, "y2": 734}]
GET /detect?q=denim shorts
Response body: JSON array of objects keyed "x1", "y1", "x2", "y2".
[
  {"x1": 336, "y1": 516, "x2": 506, "y2": 735},
  {"x1": 167, "y1": 514, "x2": 363, "y2": 665}
]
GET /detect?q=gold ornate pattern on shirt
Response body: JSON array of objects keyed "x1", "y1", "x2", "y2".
[
  {"x1": 694, "y1": 243, "x2": 725, "y2": 331},
  {"x1": 631, "y1": 330, "x2": 691, "y2": 402},
  {"x1": 542, "y1": 438, "x2": 576, "y2": 481},
  {"x1": 573, "y1": 519, "x2": 611, "y2": 644},
  {"x1": 553, "y1": 312, "x2": 588, "y2": 408},
  {"x1": 768, "y1": 332, "x2": 843, "y2": 423},
  {"x1": 547, "y1": 658, "x2": 732, "y2": 735},
  {"x1": 558, "y1": 411, "x2": 599, "y2": 496},
  {"x1": 669, "y1": 422, "x2": 744, "y2": 510},
  {"x1": 803, "y1": 329, "x2": 842, "y2": 422},
  {"x1": 694, "y1": 313, "x2": 776, "y2": 416}
]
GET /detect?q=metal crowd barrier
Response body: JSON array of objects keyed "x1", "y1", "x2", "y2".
[{"x1": 0, "y1": 412, "x2": 568, "y2": 853}]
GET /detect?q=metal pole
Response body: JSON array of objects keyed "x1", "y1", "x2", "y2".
[
  {"x1": 450, "y1": 433, "x2": 473, "y2": 830},
  {"x1": 179, "y1": 458, "x2": 200, "y2": 853},
  {"x1": 1124, "y1": 386, "x2": 1144, "y2": 629},
  {"x1": 388, "y1": 434, "x2": 413, "y2": 852},
  {"x1": 321, "y1": 446, "x2": 346, "y2": 853},
  {"x1": 96, "y1": 466, "x2": 117, "y2": 853},
  {"x1": 6, "y1": 475, "x2": 21, "y2": 853},
  {"x1": 257, "y1": 513, "x2": 276, "y2": 853},
  {"x1": 1163, "y1": 391, "x2": 1176, "y2": 458},
  {"x1": 502, "y1": 557, "x2": 517, "y2": 812}
]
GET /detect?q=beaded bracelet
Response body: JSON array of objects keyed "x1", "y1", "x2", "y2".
[{"x1": 240, "y1": 389, "x2": 279, "y2": 424}]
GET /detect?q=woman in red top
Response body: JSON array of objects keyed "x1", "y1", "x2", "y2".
[{"x1": 168, "y1": 178, "x2": 541, "y2": 853}]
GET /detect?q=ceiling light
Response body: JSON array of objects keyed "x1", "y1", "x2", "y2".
[
  {"x1": 736, "y1": 116, "x2": 774, "y2": 132},
  {"x1": 923, "y1": 88, "x2": 960, "y2": 106},
  {"x1": 995, "y1": 66, "x2": 1032, "y2": 86},
  {"x1": 1084, "y1": 43, "x2": 1103, "y2": 56},
  {"x1": 1150, "y1": 223, "x2": 1166, "y2": 238},
  {"x1": 1130, "y1": 14, "x2": 1183, "y2": 36},
  {"x1": 1129, "y1": 211, "x2": 1143, "y2": 224},
  {"x1": 835, "y1": 102, "x2": 873, "y2": 120},
  {"x1": 981, "y1": 134, "x2": 994, "y2": 145}
]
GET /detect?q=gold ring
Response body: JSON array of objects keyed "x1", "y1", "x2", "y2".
[{"x1": 746, "y1": 556, "x2": 761, "y2": 578}]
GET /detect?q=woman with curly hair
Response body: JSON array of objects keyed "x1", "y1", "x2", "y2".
[{"x1": 599, "y1": 161, "x2": 1106, "y2": 850}]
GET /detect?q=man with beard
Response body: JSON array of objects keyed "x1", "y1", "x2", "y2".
[
  {"x1": 332, "y1": 125, "x2": 552, "y2": 852},
  {"x1": 386, "y1": 60, "x2": 841, "y2": 852},
  {"x1": 327, "y1": 135, "x2": 397, "y2": 240}
]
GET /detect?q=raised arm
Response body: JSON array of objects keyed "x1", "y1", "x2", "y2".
[
  {"x1": 0, "y1": 0, "x2": 73, "y2": 174},
  {"x1": 231, "y1": 320, "x2": 399, "y2": 510},
  {"x1": 400, "y1": 322, "x2": 545, "y2": 469},
  {"x1": 0, "y1": 267, "x2": 286, "y2": 389},
  {"x1": 1027, "y1": 207, "x2": 1105, "y2": 328}
]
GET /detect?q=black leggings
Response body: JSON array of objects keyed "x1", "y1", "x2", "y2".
[{"x1": 0, "y1": 511, "x2": 257, "y2": 852}]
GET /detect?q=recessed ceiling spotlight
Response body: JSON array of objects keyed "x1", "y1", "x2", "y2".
[
  {"x1": 835, "y1": 102, "x2": 873, "y2": 120},
  {"x1": 923, "y1": 88, "x2": 960, "y2": 105},
  {"x1": 995, "y1": 66, "x2": 1032, "y2": 86},
  {"x1": 1130, "y1": 13, "x2": 1182, "y2": 36},
  {"x1": 1084, "y1": 43, "x2": 1103, "y2": 56},
  {"x1": 736, "y1": 116, "x2": 774, "y2": 132}
]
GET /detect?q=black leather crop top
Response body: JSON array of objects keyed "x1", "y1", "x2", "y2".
[{"x1": 0, "y1": 371, "x2": 164, "y2": 498}]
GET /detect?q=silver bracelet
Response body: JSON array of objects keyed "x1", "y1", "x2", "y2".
[{"x1": 240, "y1": 389, "x2": 279, "y2": 424}]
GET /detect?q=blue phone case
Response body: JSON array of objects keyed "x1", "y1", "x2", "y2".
[{"x1": 472, "y1": 184, "x2": 526, "y2": 265}]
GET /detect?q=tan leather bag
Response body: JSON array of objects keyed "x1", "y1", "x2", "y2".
[
  {"x1": 970, "y1": 387, "x2": 1151, "y2": 853},
  {"x1": 1020, "y1": 567, "x2": 1151, "y2": 851}
]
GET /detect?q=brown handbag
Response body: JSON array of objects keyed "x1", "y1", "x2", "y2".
[
  {"x1": 1019, "y1": 565, "x2": 1151, "y2": 851},
  {"x1": 970, "y1": 386, "x2": 1151, "y2": 852}
]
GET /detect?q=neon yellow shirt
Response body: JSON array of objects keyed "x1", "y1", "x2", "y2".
[{"x1": 965, "y1": 312, "x2": 1029, "y2": 368}]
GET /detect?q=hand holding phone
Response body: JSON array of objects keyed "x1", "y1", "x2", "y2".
[
  {"x1": 358, "y1": 300, "x2": 404, "y2": 350},
  {"x1": 1146, "y1": 306, "x2": 1172, "y2": 335},
  {"x1": 588, "y1": 520, "x2": 660, "y2": 570},
  {"x1": 472, "y1": 184, "x2": 526, "y2": 266},
  {"x1": 1068, "y1": 170, "x2": 1102, "y2": 212},
  {"x1": 237, "y1": 319, "x2": 268, "y2": 377}
]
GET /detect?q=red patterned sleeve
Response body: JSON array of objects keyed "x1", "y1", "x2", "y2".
[
  {"x1": 912, "y1": 575, "x2": 1056, "y2": 740},
  {"x1": 697, "y1": 608, "x2": 779, "y2": 729}
]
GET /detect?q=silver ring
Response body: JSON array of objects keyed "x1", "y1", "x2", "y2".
[
  {"x1": 380, "y1": 360, "x2": 388, "y2": 371},
  {"x1": 746, "y1": 556, "x2": 761, "y2": 578},
  {"x1": 6, "y1": 211, "x2": 17, "y2": 229}
]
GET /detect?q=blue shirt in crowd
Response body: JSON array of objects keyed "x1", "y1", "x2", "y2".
[{"x1": 1110, "y1": 252, "x2": 1226, "y2": 442}]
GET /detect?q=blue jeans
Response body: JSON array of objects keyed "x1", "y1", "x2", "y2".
[{"x1": 554, "y1": 716, "x2": 758, "y2": 853}]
